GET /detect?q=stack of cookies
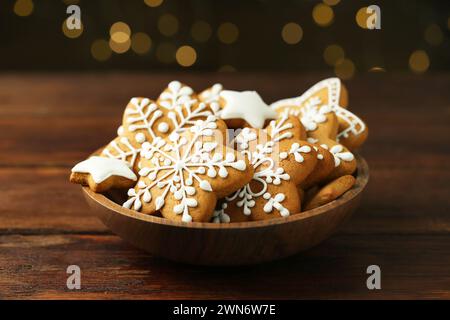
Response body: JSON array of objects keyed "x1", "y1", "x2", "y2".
[{"x1": 70, "y1": 78, "x2": 368, "y2": 223}]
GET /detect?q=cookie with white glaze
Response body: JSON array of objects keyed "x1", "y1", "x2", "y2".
[
  {"x1": 271, "y1": 77, "x2": 368, "y2": 151},
  {"x1": 70, "y1": 156, "x2": 137, "y2": 192},
  {"x1": 123, "y1": 115, "x2": 254, "y2": 223},
  {"x1": 214, "y1": 114, "x2": 317, "y2": 222}
]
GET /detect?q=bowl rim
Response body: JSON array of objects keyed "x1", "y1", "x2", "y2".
[{"x1": 82, "y1": 153, "x2": 369, "y2": 230}]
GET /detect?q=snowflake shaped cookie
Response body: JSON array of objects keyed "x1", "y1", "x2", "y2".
[
  {"x1": 123, "y1": 116, "x2": 253, "y2": 222},
  {"x1": 215, "y1": 114, "x2": 318, "y2": 222},
  {"x1": 102, "y1": 93, "x2": 214, "y2": 170}
]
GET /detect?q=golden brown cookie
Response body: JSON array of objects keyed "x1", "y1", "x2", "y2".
[
  {"x1": 271, "y1": 77, "x2": 368, "y2": 150},
  {"x1": 214, "y1": 114, "x2": 317, "y2": 222},
  {"x1": 304, "y1": 175, "x2": 356, "y2": 210},
  {"x1": 70, "y1": 156, "x2": 137, "y2": 192},
  {"x1": 123, "y1": 116, "x2": 254, "y2": 223},
  {"x1": 299, "y1": 144, "x2": 335, "y2": 189}
]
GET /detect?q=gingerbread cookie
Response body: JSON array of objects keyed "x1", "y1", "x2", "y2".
[
  {"x1": 271, "y1": 77, "x2": 368, "y2": 151},
  {"x1": 123, "y1": 115, "x2": 254, "y2": 223},
  {"x1": 157, "y1": 80, "x2": 196, "y2": 110},
  {"x1": 70, "y1": 156, "x2": 137, "y2": 192},
  {"x1": 270, "y1": 81, "x2": 357, "y2": 181},
  {"x1": 73, "y1": 85, "x2": 216, "y2": 192},
  {"x1": 304, "y1": 175, "x2": 356, "y2": 210},
  {"x1": 299, "y1": 144, "x2": 335, "y2": 189},
  {"x1": 214, "y1": 114, "x2": 317, "y2": 222}
]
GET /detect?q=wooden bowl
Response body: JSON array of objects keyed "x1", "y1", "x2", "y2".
[{"x1": 82, "y1": 154, "x2": 369, "y2": 266}]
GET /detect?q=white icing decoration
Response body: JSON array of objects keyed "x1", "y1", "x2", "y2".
[
  {"x1": 321, "y1": 144, "x2": 354, "y2": 167},
  {"x1": 212, "y1": 202, "x2": 230, "y2": 223},
  {"x1": 270, "y1": 77, "x2": 365, "y2": 139},
  {"x1": 199, "y1": 83, "x2": 223, "y2": 116},
  {"x1": 101, "y1": 136, "x2": 141, "y2": 168},
  {"x1": 123, "y1": 116, "x2": 246, "y2": 223},
  {"x1": 135, "y1": 132, "x2": 146, "y2": 143},
  {"x1": 159, "y1": 81, "x2": 194, "y2": 110},
  {"x1": 334, "y1": 106, "x2": 366, "y2": 142},
  {"x1": 103, "y1": 98, "x2": 213, "y2": 170},
  {"x1": 117, "y1": 126, "x2": 124, "y2": 136},
  {"x1": 225, "y1": 114, "x2": 311, "y2": 218},
  {"x1": 157, "y1": 122, "x2": 169, "y2": 133},
  {"x1": 220, "y1": 90, "x2": 277, "y2": 129},
  {"x1": 72, "y1": 156, "x2": 137, "y2": 184}
]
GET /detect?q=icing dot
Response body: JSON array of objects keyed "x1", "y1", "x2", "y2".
[
  {"x1": 135, "y1": 133, "x2": 146, "y2": 143},
  {"x1": 117, "y1": 126, "x2": 124, "y2": 136},
  {"x1": 158, "y1": 122, "x2": 169, "y2": 133}
]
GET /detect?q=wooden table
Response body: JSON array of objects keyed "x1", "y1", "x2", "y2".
[{"x1": 0, "y1": 73, "x2": 449, "y2": 299}]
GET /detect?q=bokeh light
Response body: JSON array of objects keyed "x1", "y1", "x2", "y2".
[
  {"x1": 91, "y1": 39, "x2": 112, "y2": 62},
  {"x1": 323, "y1": 0, "x2": 340, "y2": 6},
  {"x1": 158, "y1": 14, "x2": 179, "y2": 36},
  {"x1": 176, "y1": 45, "x2": 197, "y2": 67},
  {"x1": 369, "y1": 67, "x2": 386, "y2": 73},
  {"x1": 191, "y1": 21, "x2": 212, "y2": 43},
  {"x1": 144, "y1": 0, "x2": 163, "y2": 7},
  {"x1": 409, "y1": 50, "x2": 430, "y2": 74},
  {"x1": 312, "y1": 4, "x2": 334, "y2": 27},
  {"x1": 217, "y1": 22, "x2": 239, "y2": 44},
  {"x1": 14, "y1": 0, "x2": 33, "y2": 17},
  {"x1": 323, "y1": 44, "x2": 345, "y2": 66},
  {"x1": 62, "y1": 18, "x2": 83, "y2": 39},
  {"x1": 131, "y1": 33, "x2": 152, "y2": 55},
  {"x1": 110, "y1": 22, "x2": 131, "y2": 43},
  {"x1": 156, "y1": 42, "x2": 176, "y2": 63},
  {"x1": 334, "y1": 59, "x2": 355, "y2": 80},
  {"x1": 356, "y1": 7, "x2": 369, "y2": 29},
  {"x1": 281, "y1": 23, "x2": 303, "y2": 45},
  {"x1": 109, "y1": 38, "x2": 131, "y2": 54},
  {"x1": 424, "y1": 24, "x2": 444, "y2": 46}
]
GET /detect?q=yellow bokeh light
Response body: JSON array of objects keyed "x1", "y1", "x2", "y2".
[
  {"x1": 217, "y1": 22, "x2": 239, "y2": 44},
  {"x1": 158, "y1": 14, "x2": 179, "y2": 36},
  {"x1": 334, "y1": 59, "x2": 355, "y2": 80},
  {"x1": 109, "y1": 38, "x2": 131, "y2": 54},
  {"x1": 323, "y1": 0, "x2": 340, "y2": 6},
  {"x1": 191, "y1": 20, "x2": 212, "y2": 43},
  {"x1": 110, "y1": 22, "x2": 131, "y2": 44},
  {"x1": 14, "y1": 0, "x2": 33, "y2": 17},
  {"x1": 281, "y1": 22, "x2": 303, "y2": 45},
  {"x1": 144, "y1": 0, "x2": 163, "y2": 7},
  {"x1": 356, "y1": 7, "x2": 370, "y2": 29},
  {"x1": 176, "y1": 45, "x2": 197, "y2": 67},
  {"x1": 91, "y1": 39, "x2": 112, "y2": 62},
  {"x1": 369, "y1": 67, "x2": 386, "y2": 73},
  {"x1": 131, "y1": 33, "x2": 152, "y2": 55},
  {"x1": 312, "y1": 4, "x2": 334, "y2": 27},
  {"x1": 62, "y1": 18, "x2": 83, "y2": 39},
  {"x1": 424, "y1": 24, "x2": 443, "y2": 46},
  {"x1": 323, "y1": 44, "x2": 345, "y2": 66},
  {"x1": 409, "y1": 50, "x2": 430, "y2": 74},
  {"x1": 156, "y1": 42, "x2": 176, "y2": 63}
]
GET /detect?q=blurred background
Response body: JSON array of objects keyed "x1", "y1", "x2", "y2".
[{"x1": 0, "y1": 0, "x2": 449, "y2": 78}]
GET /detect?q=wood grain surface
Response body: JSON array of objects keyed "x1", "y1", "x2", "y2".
[{"x1": 0, "y1": 73, "x2": 449, "y2": 299}]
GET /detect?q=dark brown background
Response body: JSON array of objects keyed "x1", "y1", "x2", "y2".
[{"x1": 0, "y1": 0, "x2": 449, "y2": 71}]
